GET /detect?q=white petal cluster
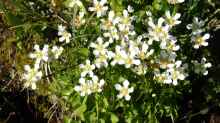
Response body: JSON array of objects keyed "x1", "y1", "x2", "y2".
[
  {"x1": 154, "y1": 60, "x2": 187, "y2": 85},
  {"x1": 90, "y1": 37, "x2": 110, "y2": 56},
  {"x1": 74, "y1": 75, "x2": 105, "y2": 96},
  {"x1": 74, "y1": 12, "x2": 86, "y2": 28},
  {"x1": 145, "y1": 11, "x2": 187, "y2": 85},
  {"x1": 137, "y1": 42, "x2": 154, "y2": 60},
  {"x1": 80, "y1": 59, "x2": 96, "y2": 77},
  {"x1": 156, "y1": 51, "x2": 177, "y2": 69},
  {"x1": 74, "y1": 77, "x2": 93, "y2": 96},
  {"x1": 68, "y1": 0, "x2": 83, "y2": 8},
  {"x1": 118, "y1": 9, "x2": 136, "y2": 40},
  {"x1": 115, "y1": 80, "x2": 134, "y2": 101},
  {"x1": 70, "y1": 2, "x2": 212, "y2": 101},
  {"x1": 24, "y1": 44, "x2": 64, "y2": 89},
  {"x1": 110, "y1": 46, "x2": 127, "y2": 66},
  {"x1": 148, "y1": 17, "x2": 170, "y2": 42},
  {"x1": 166, "y1": 61, "x2": 186, "y2": 85},
  {"x1": 25, "y1": 44, "x2": 48, "y2": 89},
  {"x1": 165, "y1": 11, "x2": 181, "y2": 27},
  {"x1": 167, "y1": 0, "x2": 184, "y2": 4},
  {"x1": 192, "y1": 57, "x2": 212, "y2": 76},
  {"x1": 23, "y1": 64, "x2": 42, "y2": 89},
  {"x1": 23, "y1": 24, "x2": 67, "y2": 89},
  {"x1": 101, "y1": 11, "x2": 119, "y2": 31},
  {"x1": 94, "y1": 52, "x2": 113, "y2": 68},
  {"x1": 118, "y1": 10, "x2": 134, "y2": 32},
  {"x1": 187, "y1": 17, "x2": 210, "y2": 49},
  {"x1": 192, "y1": 33, "x2": 210, "y2": 49},
  {"x1": 109, "y1": 43, "x2": 144, "y2": 68},
  {"x1": 51, "y1": 46, "x2": 64, "y2": 59},
  {"x1": 187, "y1": 17, "x2": 205, "y2": 35},
  {"x1": 29, "y1": 44, "x2": 49, "y2": 64},
  {"x1": 89, "y1": 0, "x2": 108, "y2": 17},
  {"x1": 58, "y1": 24, "x2": 72, "y2": 43},
  {"x1": 87, "y1": 6, "x2": 185, "y2": 89}
]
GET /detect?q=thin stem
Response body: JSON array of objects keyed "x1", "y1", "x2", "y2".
[
  {"x1": 55, "y1": 14, "x2": 68, "y2": 24},
  {"x1": 96, "y1": 94, "x2": 99, "y2": 122},
  {"x1": 84, "y1": 12, "x2": 96, "y2": 30}
]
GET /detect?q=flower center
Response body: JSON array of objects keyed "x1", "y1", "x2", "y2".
[
  {"x1": 95, "y1": 4, "x2": 102, "y2": 11},
  {"x1": 82, "y1": 84, "x2": 90, "y2": 93},
  {"x1": 105, "y1": 20, "x2": 113, "y2": 29},
  {"x1": 63, "y1": 32, "x2": 70, "y2": 38},
  {"x1": 195, "y1": 37, "x2": 204, "y2": 44},
  {"x1": 121, "y1": 88, "x2": 128, "y2": 96},
  {"x1": 139, "y1": 52, "x2": 145, "y2": 60}
]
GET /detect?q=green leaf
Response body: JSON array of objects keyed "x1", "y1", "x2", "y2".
[
  {"x1": 109, "y1": 0, "x2": 123, "y2": 12},
  {"x1": 78, "y1": 48, "x2": 89, "y2": 57},
  {"x1": 111, "y1": 113, "x2": 119, "y2": 123},
  {"x1": 0, "y1": 1, "x2": 4, "y2": 11},
  {"x1": 103, "y1": 97, "x2": 109, "y2": 108},
  {"x1": 5, "y1": 12, "x2": 23, "y2": 26},
  {"x1": 63, "y1": 116, "x2": 72, "y2": 123},
  {"x1": 74, "y1": 104, "x2": 87, "y2": 121},
  {"x1": 100, "y1": 119, "x2": 105, "y2": 123},
  {"x1": 62, "y1": 87, "x2": 74, "y2": 96},
  {"x1": 88, "y1": 112, "x2": 97, "y2": 122}
]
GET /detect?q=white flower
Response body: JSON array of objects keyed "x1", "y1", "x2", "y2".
[
  {"x1": 167, "y1": 68, "x2": 185, "y2": 85},
  {"x1": 101, "y1": 11, "x2": 119, "y2": 31},
  {"x1": 115, "y1": 80, "x2": 134, "y2": 101},
  {"x1": 146, "y1": 11, "x2": 152, "y2": 16},
  {"x1": 74, "y1": 78, "x2": 92, "y2": 96},
  {"x1": 160, "y1": 37, "x2": 180, "y2": 51},
  {"x1": 91, "y1": 75, "x2": 105, "y2": 92},
  {"x1": 58, "y1": 25, "x2": 72, "y2": 43},
  {"x1": 187, "y1": 17, "x2": 205, "y2": 35},
  {"x1": 51, "y1": 46, "x2": 64, "y2": 59},
  {"x1": 192, "y1": 33, "x2": 210, "y2": 49},
  {"x1": 127, "y1": 5, "x2": 134, "y2": 13},
  {"x1": 124, "y1": 51, "x2": 141, "y2": 68},
  {"x1": 132, "y1": 63, "x2": 147, "y2": 75},
  {"x1": 117, "y1": 9, "x2": 136, "y2": 41},
  {"x1": 118, "y1": 10, "x2": 133, "y2": 31},
  {"x1": 68, "y1": 0, "x2": 83, "y2": 8},
  {"x1": 148, "y1": 17, "x2": 170, "y2": 42},
  {"x1": 128, "y1": 40, "x2": 140, "y2": 54},
  {"x1": 95, "y1": 51, "x2": 114, "y2": 68},
  {"x1": 138, "y1": 42, "x2": 154, "y2": 60},
  {"x1": 94, "y1": 54, "x2": 109, "y2": 68},
  {"x1": 155, "y1": 69, "x2": 182, "y2": 85},
  {"x1": 167, "y1": 0, "x2": 184, "y2": 4},
  {"x1": 166, "y1": 61, "x2": 186, "y2": 85},
  {"x1": 79, "y1": 60, "x2": 96, "y2": 77},
  {"x1": 29, "y1": 44, "x2": 49, "y2": 64},
  {"x1": 75, "y1": 76, "x2": 105, "y2": 96},
  {"x1": 111, "y1": 46, "x2": 127, "y2": 66},
  {"x1": 120, "y1": 26, "x2": 136, "y2": 41},
  {"x1": 154, "y1": 71, "x2": 172, "y2": 84},
  {"x1": 58, "y1": 24, "x2": 65, "y2": 33},
  {"x1": 88, "y1": 0, "x2": 108, "y2": 17},
  {"x1": 74, "y1": 12, "x2": 86, "y2": 28},
  {"x1": 157, "y1": 51, "x2": 176, "y2": 69},
  {"x1": 165, "y1": 11, "x2": 181, "y2": 27},
  {"x1": 119, "y1": 43, "x2": 141, "y2": 68},
  {"x1": 103, "y1": 27, "x2": 119, "y2": 43},
  {"x1": 23, "y1": 64, "x2": 42, "y2": 90},
  {"x1": 193, "y1": 57, "x2": 212, "y2": 75},
  {"x1": 90, "y1": 37, "x2": 109, "y2": 56}
]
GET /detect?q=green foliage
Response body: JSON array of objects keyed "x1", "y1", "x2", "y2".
[{"x1": 0, "y1": 0, "x2": 220, "y2": 123}]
